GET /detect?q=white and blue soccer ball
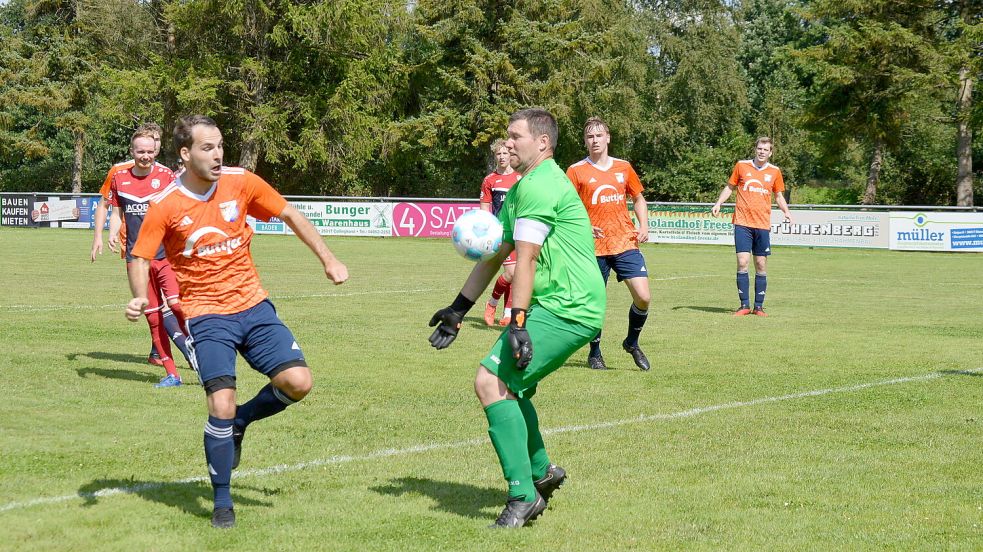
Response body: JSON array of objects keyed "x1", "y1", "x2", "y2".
[{"x1": 451, "y1": 209, "x2": 503, "y2": 262}]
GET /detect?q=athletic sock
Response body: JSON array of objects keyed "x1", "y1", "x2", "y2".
[
  {"x1": 146, "y1": 311, "x2": 179, "y2": 377},
  {"x1": 491, "y1": 276, "x2": 509, "y2": 301},
  {"x1": 589, "y1": 330, "x2": 602, "y2": 357},
  {"x1": 737, "y1": 271, "x2": 750, "y2": 306},
  {"x1": 517, "y1": 398, "x2": 550, "y2": 480},
  {"x1": 149, "y1": 343, "x2": 159, "y2": 357},
  {"x1": 162, "y1": 309, "x2": 191, "y2": 365},
  {"x1": 234, "y1": 383, "x2": 296, "y2": 430},
  {"x1": 754, "y1": 273, "x2": 767, "y2": 308},
  {"x1": 204, "y1": 416, "x2": 234, "y2": 509},
  {"x1": 484, "y1": 400, "x2": 536, "y2": 502},
  {"x1": 502, "y1": 284, "x2": 512, "y2": 313},
  {"x1": 625, "y1": 304, "x2": 648, "y2": 348}
]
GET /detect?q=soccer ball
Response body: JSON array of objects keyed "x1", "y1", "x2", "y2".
[{"x1": 451, "y1": 209, "x2": 503, "y2": 262}]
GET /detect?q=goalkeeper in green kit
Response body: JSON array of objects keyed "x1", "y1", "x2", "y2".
[{"x1": 429, "y1": 108, "x2": 607, "y2": 528}]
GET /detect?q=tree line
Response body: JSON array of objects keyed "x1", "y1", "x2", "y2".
[{"x1": 0, "y1": 0, "x2": 980, "y2": 205}]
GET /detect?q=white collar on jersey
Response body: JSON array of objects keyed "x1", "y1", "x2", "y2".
[{"x1": 176, "y1": 174, "x2": 217, "y2": 202}]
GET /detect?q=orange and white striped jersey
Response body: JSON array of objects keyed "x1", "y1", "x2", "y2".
[
  {"x1": 566, "y1": 157, "x2": 644, "y2": 256},
  {"x1": 132, "y1": 167, "x2": 288, "y2": 319},
  {"x1": 727, "y1": 160, "x2": 785, "y2": 230}
]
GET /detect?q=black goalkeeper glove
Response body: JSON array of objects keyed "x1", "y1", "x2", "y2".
[
  {"x1": 506, "y1": 308, "x2": 533, "y2": 370},
  {"x1": 428, "y1": 293, "x2": 475, "y2": 350}
]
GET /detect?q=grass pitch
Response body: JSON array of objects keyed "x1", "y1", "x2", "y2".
[{"x1": 0, "y1": 228, "x2": 981, "y2": 551}]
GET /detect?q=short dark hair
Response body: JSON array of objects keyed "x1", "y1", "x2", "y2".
[
  {"x1": 173, "y1": 115, "x2": 218, "y2": 153},
  {"x1": 510, "y1": 108, "x2": 558, "y2": 152}
]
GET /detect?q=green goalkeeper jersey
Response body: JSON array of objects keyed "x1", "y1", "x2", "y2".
[{"x1": 498, "y1": 158, "x2": 606, "y2": 330}]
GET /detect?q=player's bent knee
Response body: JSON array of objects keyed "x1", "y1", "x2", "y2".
[
  {"x1": 270, "y1": 363, "x2": 312, "y2": 401},
  {"x1": 204, "y1": 375, "x2": 236, "y2": 395}
]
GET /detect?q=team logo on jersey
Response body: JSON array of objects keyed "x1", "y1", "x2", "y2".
[
  {"x1": 615, "y1": 173, "x2": 625, "y2": 184},
  {"x1": 764, "y1": 174, "x2": 772, "y2": 182},
  {"x1": 219, "y1": 200, "x2": 239, "y2": 222},
  {"x1": 151, "y1": 178, "x2": 161, "y2": 190}
]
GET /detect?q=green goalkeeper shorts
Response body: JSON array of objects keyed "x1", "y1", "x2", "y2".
[{"x1": 480, "y1": 305, "x2": 599, "y2": 398}]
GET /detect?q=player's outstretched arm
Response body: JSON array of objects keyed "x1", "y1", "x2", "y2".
[
  {"x1": 711, "y1": 185, "x2": 735, "y2": 217},
  {"x1": 429, "y1": 242, "x2": 513, "y2": 350},
  {"x1": 125, "y1": 257, "x2": 151, "y2": 321},
  {"x1": 279, "y1": 204, "x2": 349, "y2": 285},
  {"x1": 90, "y1": 201, "x2": 108, "y2": 262}
]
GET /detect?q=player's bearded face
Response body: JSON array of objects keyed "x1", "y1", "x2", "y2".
[
  {"x1": 505, "y1": 120, "x2": 539, "y2": 173},
  {"x1": 184, "y1": 125, "x2": 224, "y2": 182},
  {"x1": 130, "y1": 137, "x2": 156, "y2": 170}
]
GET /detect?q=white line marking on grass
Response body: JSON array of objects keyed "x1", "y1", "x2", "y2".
[{"x1": 2, "y1": 367, "x2": 979, "y2": 514}]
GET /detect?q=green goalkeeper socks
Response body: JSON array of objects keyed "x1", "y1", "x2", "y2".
[
  {"x1": 517, "y1": 397, "x2": 550, "y2": 480},
  {"x1": 484, "y1": 399, "x2": 537, "y2": 502}
]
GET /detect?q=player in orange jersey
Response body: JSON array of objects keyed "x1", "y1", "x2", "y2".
[
  {"x1": 125, "y1": 115, "x2": 348, "y2": 529},
  {"x1": 567, "y1": 117, "x2": 651, "y2": 371},
  {"x1": 480, "y1": 139, "x2": 521, "y2": 326},
  {"x1": 711, "y1": 137, "x2": 793, "y2": 316}
]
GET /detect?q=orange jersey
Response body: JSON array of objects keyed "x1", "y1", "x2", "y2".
[
  {"x1": 566, "y1": 157, "x2": 644, "y2": 256},
  {"x1": 727, "y1": 160, "x2": 785, "y2": 230},
  {"x1": 132, "y1": 167, "x2": 288, "y2": 319}
]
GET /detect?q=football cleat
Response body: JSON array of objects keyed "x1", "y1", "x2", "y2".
[
  {"x1": 211, "y1": 507, "x2": 235, "y2": 529},
  {"x1": 622, "y1": 342, "x2": 651, "y2": 372},
  {"x1": 534, "y1": 464, "x2": 567, "y2": 503},
  {"x1": 587, "y1": 354, "x2": 607, "y2": 370},
  {"x1": 490, "y1": 492, "x2": 546, "y2": 528},
  {"x1": 499, "y1": 316, "x2": 511, "y2": 326},
  {"x1": 154, "y1": 374, "x2": 182, "y2": 388},
  {"x1": 148, "y1": 353, "x2": 164, "y2": 366},
  {"x1": 752, "y1": 306, "x2": 768, "y2": 317},
  {"x1": 733, "y1": 305, "x2": 752, "y2": 317},
  {"x1": 232, "y1": 426, "x2": 245, "y2": 470},
  {"x1": 483, "y1": 302, "x2": 497, "y2": 326}
]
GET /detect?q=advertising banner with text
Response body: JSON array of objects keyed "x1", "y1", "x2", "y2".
[
  {"x1": 250, "y1": 201, "x2": 394, "y2": 236},
  {"x1": 1, "y1": 194, "x2": 37, "y2": 227},
  {"x1": 391, "y1": 202, "x2": 481, "y2": 238},
  {"x1": 644, "y1": 205, "x2": 890, "y2": 248},
  {"x1": 889, "y1": 211, "x2": 983, "y2": 252}
]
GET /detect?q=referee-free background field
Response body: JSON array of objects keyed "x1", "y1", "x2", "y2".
[{"x1": 0, "y1": 228, "x2": 980, "y2": 551}]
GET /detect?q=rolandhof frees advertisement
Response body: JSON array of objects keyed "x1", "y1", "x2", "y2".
[
  {"x1": 645, "y1": 205, "x2": 734, "y2": 245},
  {"x1": 250, "y1": 202, "x2": 394, "y2": 236},
  {"x1": 889, "y1": 211, "x2": 983, "y2": 252}
]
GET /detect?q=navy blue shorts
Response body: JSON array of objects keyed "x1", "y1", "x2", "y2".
[
  {"x1": 734, "y1": 225, "x2": 771, "y2": 257},
  {"x1": 186, "y1": 299, "x2": 306, "y2": 386},
  {"x1": 596, "y1": 248, "x2": 648, "y2": 283}
]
